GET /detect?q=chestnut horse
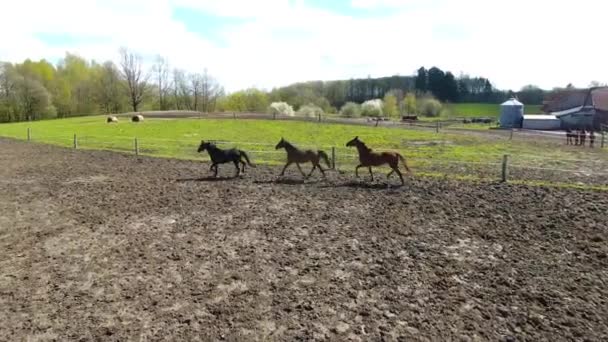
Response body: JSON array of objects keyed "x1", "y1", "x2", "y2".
[
  {"x1": 346, "y1": 136, "x2": 411, "y2": 185},
  {"x1": 275, "y1": 138, "x2": 331, "y2": 178}
]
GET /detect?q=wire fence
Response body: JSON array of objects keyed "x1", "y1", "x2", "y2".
[{"x1": 7, "y1": 127, "x2": 607, "y2": 188}]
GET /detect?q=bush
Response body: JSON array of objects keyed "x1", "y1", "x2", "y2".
[
  {"x1": 418, "y1": 98, "x2": 442, "y2": 117},
  {"x1": 361, "y1": 99, "x2": 383, "y2": 117},
  {"x1": 339, "y1": 102, "x2": 361, "y2": 118},
  {"x1": 297, "y1": 103, "x2": 324, "y2": 118},
  {"x1": 268, "y1": 101, "x2": 294, "y2": 116}
]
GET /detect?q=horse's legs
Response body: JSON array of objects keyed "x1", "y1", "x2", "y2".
[
  {"x1": 368, "y1": 167, "x2": 374, "y2": 181},
  {"x1": 240, "y1": 160, "x2": 246, "y2": 173},
  {"x1": 394, "y1": 167, "x2": 404, "y2": 185},
  {"x1": 233, "y1": 160, "x2": 240, "y2": 177},
  {"x1": 279, "y1": 162, "x2": 292, "y2": 176},
  {"x1": 387, "y1": 169, "x2": 394, "y2": 179},
  {"x1": 318, "y1": 164, "x2": 326, "y2": 178},
  {"x1": 307, "y1": 164, "x2": 316, "y2": 177},
  {"x1": 355, "y1": 164, "x2": 363, "y2": 178},
  {"x1": 212, "y1": 164, "x2": 218, "y2": 177},
  {"x1": 296, "y1": 163, "x2": 306, "y2": 177}
]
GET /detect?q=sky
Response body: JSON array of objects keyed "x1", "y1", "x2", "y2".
[{"x1": 0, "y1": 0, "x2": 606, "y2": 92}]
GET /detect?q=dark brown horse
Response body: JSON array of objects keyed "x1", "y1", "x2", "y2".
[
  {"x1": 346, "y1": 136, "x2": 411, "y2": 185},
  {"x1": 275, "y1": 138, "x2": 331, "y2": 178}
]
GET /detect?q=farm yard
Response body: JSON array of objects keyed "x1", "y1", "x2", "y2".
[
  {"x1": 0, "y1": 115, "x2": 606, "y2": 188},
  {"x1": 1, "y1": 137, "x2": 607, "y2": 340}
]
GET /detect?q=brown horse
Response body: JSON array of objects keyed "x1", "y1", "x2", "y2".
[
  {"x1": 275, "y1": 138, "x2": 331, "y2": 178},
  {"x1": 346, "y1": 136, "x2": 411, "y2": 185}
]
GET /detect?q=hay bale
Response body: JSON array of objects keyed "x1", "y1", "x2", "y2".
[
  {"x1": 107, "y1": 116, "x2": 118, "y2": 123},
  {"x1": 131, "y1": 115, "x2": 144, "y2": 122}
]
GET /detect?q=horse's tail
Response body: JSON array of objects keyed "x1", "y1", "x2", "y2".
[
  {"x1": 240, "y1": 150, "x2": 256, "y2": 167},
  {"x1": 397, "y1": 153, "x2": 412, "y2": 174},
  {"x1": 318, "y1": 150, "x2": 331, "y2": 169}
]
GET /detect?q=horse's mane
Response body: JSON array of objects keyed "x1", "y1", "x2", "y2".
[
  {"x1": 283, "y1": 140, "x2": 297, "y2": 150},
  {"x1": 357, "y1": 140, "x2": 373, "y2": 153}
]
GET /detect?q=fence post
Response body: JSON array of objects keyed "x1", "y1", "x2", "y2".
[
  {"x1": 134, "y1": 137, "x2": 139, "y2": 156},
  {"x1": 501, "y1": 154, "x2": 509, "y2": 182},
  {"x1": 27, "y1": 128, "x2": 31, "y2": 141},
  {"x1": 602, "y1": 132, "x2": 606, "y2": 148},
  {"x1": 331, "y1": 147, "x2": 336, "y2": 170},
  {"x1": 233, "y1": 112, "x2": 236, "y2": 120},
  {"x1": 509, "y1": 129, "x2": 514, "y2": 140},
  {"x1": 73, "y1": 134, "x2": 78, "y2": 149},
  {"x1": 435, "y1": 121, "x2": 440, "y2": 133}
]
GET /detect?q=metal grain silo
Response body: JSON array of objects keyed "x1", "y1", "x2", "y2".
[{"x1": 499, "y1": 98, "x2": 524, "y2": 128}]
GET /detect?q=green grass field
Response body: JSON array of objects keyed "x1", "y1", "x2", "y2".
[
  {"x1": 0, "y1": 115, "x2": 605, "y2": 187},
  {"x1": 443, "y1": 103, "x2": 543, "y2": 118}
]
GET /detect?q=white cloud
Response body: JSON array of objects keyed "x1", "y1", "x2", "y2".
[{"x1": 0, "y1": 0, "x2": 606, "y2": 92}]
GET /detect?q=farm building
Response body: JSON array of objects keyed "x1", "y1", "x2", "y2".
[
  {"x1": 542, "y1": 87, "x2": 608, "y2": 129},
  {"x1": 522, "y1": 115, "x2": 561, "y2": 130},
  {"x1": 499, "y1": 98, "x2": 524, "y2": 128}
]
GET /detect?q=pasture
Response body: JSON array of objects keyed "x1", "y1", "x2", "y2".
[
  {"x1": 1, "y1": 138, "x2": 607, "y2": 340},
  {"x1": 443, "y1": 103, "x2": 543, "y2": 118},
  {"x1": 0, "y1": 115, "x2": 606, "y2": 188}
]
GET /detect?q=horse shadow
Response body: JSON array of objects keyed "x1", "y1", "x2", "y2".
[
  {"x1": 176, "y1": 176, "x2": 239, "y2": 182},
  {"x1": 254, "y1": 177, "x2": 323, "y2": 185},
  {"x1": 323, "y1": 180, "x2": 405, "y2": 190}
]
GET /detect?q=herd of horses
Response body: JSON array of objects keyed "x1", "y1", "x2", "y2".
[
  {"x1": 197, "y1": 137, "x2": 412, "y2": 184},
  {"x1": 565, "y1": 128, "x2": 596, "y2": 147}
]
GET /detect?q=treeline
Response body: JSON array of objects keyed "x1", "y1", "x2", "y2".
[
  {"x1": 0, "y1": 50, "x2": 575, "y2": 123},
  {"x1": 0, "y1": 49, "x2": 225, "y2": 123},
  {"x1": 266, "y1": 66, "x2": 551, "y2": 113}
]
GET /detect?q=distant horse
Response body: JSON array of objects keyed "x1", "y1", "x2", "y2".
[
  {"x1": 346, "y1": 136, "x2": 411, "y2": 185},
  {"x1": 579, "y1": 129, "x2": 587, "y2": 146},
  {"x1": 107, "y1": 116, "x2": 118, "y2": 123},
  {"x1": 197, "y1": 140, "x2": 255, "y2": 177},
  {"x1": 565, "y1": 128, "x2": 574, "y2": 145},
  {"x1": 275, "y1": 138, "x2": 331, "y2": 178}
]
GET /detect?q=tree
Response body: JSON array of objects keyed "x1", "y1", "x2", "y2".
[
  {"x1": 361, "y1": 99, "x2": 383, "y2": 117},
  {"x1": 415, "y1": 67, "x2": 428, "y2": 94},
  {"x1": 427, "y1": 67, "x2": 445, "y2": 100},
  {"x1": 442, "y1": 72, "x2": 459, "y2": 102},
  {"x1": 339, "y1": 102, "x2": 361, "y2": 118},
  {"x1": 119, "y1": 47, "x2": 148, "y2": 112},
  {"x1": 199, "y1": 69, "x2": 223, "y2": 113},
  {"x1": 17, "y1": 77, "x2": 51, "y2": 121},
  {"x1": 383, "y1": 93, "x2": 398, "y2": 118},
  {"x1": 152, "y1": 55, "x2": 169, "y2": 110},
  {"x1": 402, "y1": 93, "x2": 417, "y2": 114},
  {"x1": 95, "y1": 61, "x2": 124, "y2": 113}
]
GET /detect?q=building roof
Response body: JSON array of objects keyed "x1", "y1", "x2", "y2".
[
  {"x1": 501, "y1": 98, "x2": 523, "y2": 107},
  {"x1": 592, "y1": 87, "x2": 608, "y2": 111},
  {"x1": 543, "y1": 87, "x2": 608, "y2": 113},
  {"x1": 523, "y1": 115, "x2": 559, "y2": 120}
]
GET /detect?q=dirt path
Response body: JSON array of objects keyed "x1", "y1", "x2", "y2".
[{"x1": 1, "y1": 138, "x2": 607, "y2": 341}]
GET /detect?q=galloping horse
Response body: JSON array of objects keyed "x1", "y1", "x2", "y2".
[
  {"x1": 197, "y1": 140, "x2": 255, "y2": 177},
  {"x1": 346, "y1": 136, "x2": 411, "y2": 185},
  {"x1": 275, "y1": 138, "x2": 331, "y2": 178}
]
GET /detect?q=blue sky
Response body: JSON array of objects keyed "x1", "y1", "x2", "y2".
[{"x1": 1, "y1": 0, "x2": 606, "y2": 92}]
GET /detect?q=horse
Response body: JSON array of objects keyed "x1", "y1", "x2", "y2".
[
  {"x1": 565, "y1": 128, "x2": 574, "y2": 145},
  {"x1": 275, "y1": 138, "x2": 331, "y2": 178},
  {"x1": 346, "y1": 136, "x2": 411, "y2": 185},
  {"x1": 197, "y1": 140, "x2": 255, "y2": 177},
  {"x1": 579, "y1": 129, "x2": 587, "y2": 146}
]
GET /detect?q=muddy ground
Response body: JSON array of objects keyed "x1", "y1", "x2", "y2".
[{"x1": 0, "y1": 138, "x2": 607, "y2": 341}]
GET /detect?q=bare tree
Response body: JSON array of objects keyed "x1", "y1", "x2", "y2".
[
  {"x1": 119, "y1": 47, "x2": 149, "y2": 112},
  {"x1": 190, "y1": 73, "x2": 202, "y2": 111},
  {"x1": 152, "y1": 55, "x2": 169, "y2": 110},
  {"x1": 199, "y1": 68, "x2": 223, "y2": 113},
  {"x1": 172, "y1": 69, "x2": 191, "y2": 110}
]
